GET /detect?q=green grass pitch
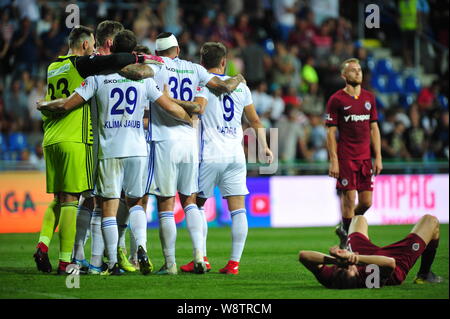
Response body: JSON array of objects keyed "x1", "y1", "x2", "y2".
[{"x1": 0, "y1": 225, "x2": 448, "y2": 299}]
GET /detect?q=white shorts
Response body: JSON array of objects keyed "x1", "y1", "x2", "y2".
[
  {"x1": 197, "y1": 161, "x2": 249, "y2": 199},
  {"x1": 147, "y1": 139, "x2": 199, "y2": 197},
  {"x1": 95, "y1": 156, "x2": 147, "y2": 199}
]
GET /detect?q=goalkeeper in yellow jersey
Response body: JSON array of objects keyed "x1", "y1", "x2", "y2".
[{"x1": 33, "y1": 26, "x2": 155, "y2": 274}]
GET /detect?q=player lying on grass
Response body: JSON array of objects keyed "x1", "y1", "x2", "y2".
[
  {"x1": 38, "y1": 30, "x2": 191, "y2": 276},
  {"x1": 299, "y1": 214, "x2": 443, "y2": 289}
]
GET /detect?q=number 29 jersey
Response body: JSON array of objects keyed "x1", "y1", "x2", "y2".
[
  {"x1": 75, "y1": 73, "x2": 162, "y2": 159},
  {"x1": 196, "y1": 74, "x2": 253, "y2": 162},
  {"x1": 149, "y1": 56, "x2": 214, "y2": 141},
  {"x1": 43, "y1": 55, "x2": 92, "y2": 147}
]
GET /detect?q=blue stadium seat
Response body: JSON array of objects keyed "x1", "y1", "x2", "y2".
[
  {"x1": 399, "y1": 94, "x2": 415, "y2": 109},
  {"x1": 386, "y1": 72, "x2": 403, "y2": 94},
  {"x1": 403, "y1": 75, "x2": 421, "y2": 94},
  {"x1": 0, "y1": 133, "x2": 7, "y2": 159},
  {"x1": 371, "y1": 74, "x2": 388, "y2": 93},
  {"x1": 262, "y1": 39, "x2": 275, "y2": 57},
  {"x1": 375, "y1": 58, "x2": 393, "y2": 75},
  {"x1": 7, "y1": 132, "x2": 28, "y2": 152},
  {"x1": 366, "y1": 55, "x2": 376, "y2": 72},
  {"x1": 438, "y1": 94, "x2": 448, "y2": 109},
  {"x1": 375, "y1": 96, "x2": 385, "y2": 109}
]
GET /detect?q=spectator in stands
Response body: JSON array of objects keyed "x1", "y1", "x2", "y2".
[
  {"x1": 282, "y1": 86, "x2": 302, "y2": 109},
  {"x1": 269, "y1": 84, "x2": 285, "y2": 124},
  {"x1": 272, "y1": 42, "x2": 301, "y2": 88},
  {"x1": 11, "y1": 17, "x2": 40, "y2": 76},
  {"x1": 241, "y1": 33, "x2": 269, "y2": 89},
  {"x1": 159, "y1": 0, "x2": 182, "y2": 36},
  {"x1": 251, "y1": 81, "x2": 272, "y2": 126},
  {"x1": 275, "y1": 104, "x2": 311, "y2": 173},
  {"x1": 300, "y1": 55, "x2": 319, "y2": 95},
  {"x1": 288, "y1": 17, "x2": 315, "y2": 61},
  {"x1": 417, "y1": 80, "x2": 440, "y2": 112},
  {"x1": 273, "y1": 0, "x2": 298, "y2": 42},
  {"x1": 382, "y1": 120, "x2": 411, "y2": 160},
  {"x1": 431, "y1": 110, "x2": 449, "y2": 159},
  {"x1": 308, "y1": 113, "x2": 328, "y2": 161},
  {"x1": 405, "y1": 105, "x2": 428, "y2": 159},
  {"x1": 232, "y1": 13, "x2": 252, "y2": 48},
  {"x1": 29, "y1": 142, "x2": 45, "y2": 171},
  {"x1": 27, "y1": 77, "x2": 45, "y2": 131},
  {"x1": 3, "y1": 78, "x2": 29, "y2": 121},
  {"x1": 210, "y1": 12, "x2": 233, "y2": 48},
  {"x1": 398, "y1": 0, "x2": 419, "y2": 68}
]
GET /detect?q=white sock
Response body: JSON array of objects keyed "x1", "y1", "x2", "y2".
[
  {"x1": 73, "y1": 205, "x2": 91, "y2": 261},
  {"x1": 230, "y1": 209, "x2": 248, "y2": 262},
  {"x1": 159, "y1": 211, "x2": 176, "y2": 266},
  {"x1": 102, "y1": 217, "x2": 118, "y2": 268},
  {"x1": 199, "y1": 206, "x2": 208, "y2": 257},
  {"x1": 90, "y1": 208, "x2": 104, "y2": 267},
  {"x1": 185, "y1": 204, "x2": 204, "y2": 258},
  {"x1": 116, "y1": 199, "x2": 130, "y2": 250},
  {"x1": 130, "y1": 229, "x2": 137, "y2": 260},
  {"x1": 129, "y1": 205, "x2": 147, "y2": 251}
]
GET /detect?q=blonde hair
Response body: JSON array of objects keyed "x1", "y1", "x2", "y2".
[{"x1": 340, "y1": 58, "x2": 360, "y2": 74}]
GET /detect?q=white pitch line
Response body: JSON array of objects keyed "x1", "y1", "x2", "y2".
[{"x1": 0, "y1": 288, "x2": 80, "y2": 299}]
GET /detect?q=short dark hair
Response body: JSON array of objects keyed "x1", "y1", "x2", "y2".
[
  {"x1": 155, "y1": 32, "x2": 178, "y2": 55},
  {"x1": 329, "y1": 267, "x2": 362, "y2": 289},
  {"x1": 134, "y1": 44, "x2": 151, "y2": 55},
  {"x1": 111, "y1": 29, "x2": 137, "y2": 53},
  {"x1": 95, "y1": 20, "x2": 124, "y2": 48},
  {"x1": 200, "y1": 42, "x2": 227, "y2": 69},
  {"x1": 68, "y1": 26, "x2": 93, "y2": 49}
]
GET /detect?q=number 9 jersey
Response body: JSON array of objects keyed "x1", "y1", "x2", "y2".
[
  {"x1": 43, "y1": 55, "x2": 93, "y2": 147},
  {"x1": 196, "y1": 74, "x2": 253, "y2": 163}
]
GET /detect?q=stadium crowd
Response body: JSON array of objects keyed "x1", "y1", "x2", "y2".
[{"x1": 0, "y1": 0, "x2": 448, "y2": 171}]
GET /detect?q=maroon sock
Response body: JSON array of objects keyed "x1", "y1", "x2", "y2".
[
  {"x1": 37, "y1": 242, "x2": 48, "y2": 253},
  {"x1": 342, "y1": 218, "x2": 352, "y2": 233},
  {"x1": 419, "y1": 239, "x2": 439, "y2": 275}
]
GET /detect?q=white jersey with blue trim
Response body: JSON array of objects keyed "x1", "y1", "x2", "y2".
[
  {"x1": 76, "y1": 73, "x2": 162, "y2": 159},
  {"x1": 148, "y1": 56, "x2": 214, "y2": 141},
  {"x1": 196, "y1": 74, "x2": 253, "y2": 162}
]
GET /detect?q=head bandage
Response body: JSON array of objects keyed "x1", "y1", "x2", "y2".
[{"x1": 156, "y1": 34, "x2": 178, "y2": 51}]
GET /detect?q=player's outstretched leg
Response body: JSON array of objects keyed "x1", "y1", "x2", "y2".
[
  {"x1": 100, "y1": 198, "x2": 121, "y2": 276},
  {"x1": 88, "y1": 204, "x2": 107, "y2": 274},
  {"x1": 34, "y1": 197, "x2": 60, "y2": 273},
  {"x1": 220, "y1": 196, "x2": 247, "y2": 275},
  {"x1": 128, "y1": 200, "x2": 152, "y2": 275},
  {"x1": 72, "y1": 195, "x2": 92, "y2": 272},
  {"x1": 336, "y1": 190, "x2": 356, "y2": 249},
  {"x1": 57, "y1": 196, "x2": 79, "y2": 275},
  {"x1": 180, "y1": 197, "x2": 211, "y2": 273},
  {"x1": 155, "y1": 196, "x2": 177, "y2": 275},
  {"x1": 411, "y1": 214, "x2": 443, "y2": 284},
  {"x1": 181, "y1": 192, "x2": 207, "y2": 274},
  {"x1": 117, "y1": 198, "x2": 136, "y2": 273}
]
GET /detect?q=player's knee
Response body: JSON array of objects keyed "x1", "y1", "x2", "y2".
[
  {"x1": 299, "y1": 251, "x2": 307, "y2": 263},
  {"x1": 352, "y1": 215, "x2": 367, "y2": 225},
  {"x1": 359, "y1": 200, "x2": 372, "y2": 213}
]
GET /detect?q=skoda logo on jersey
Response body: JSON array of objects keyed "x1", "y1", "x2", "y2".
[
  {"x1": 412, "y1": 243, "x2": 420, "y2": 252},
  {"x1": 341, "y1": 178, "x2": 349, "y2": 187},
  {"x1": 365, "y1": 101, "x2": 372, "y2": 111}
]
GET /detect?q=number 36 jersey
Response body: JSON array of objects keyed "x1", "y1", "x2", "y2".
[
  {"x1": 196, "y1": 74, "x2": 253, "y2": 162},
  {"x1": 149, "y1": 56, "x2": 214, "y2": 142},
  {"x1": 76, "y1": 73, "x2": 162, "y2": 159}
]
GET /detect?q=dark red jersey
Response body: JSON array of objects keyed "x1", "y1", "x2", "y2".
[{"x1": 325, "y1": 88, "x2": 378, "y2": 160}]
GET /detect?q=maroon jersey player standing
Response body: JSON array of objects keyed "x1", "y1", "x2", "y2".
[
  {"x1": 325, "y1": 58, "x2": 382, "y2": 248},
  {"x1": 298, "y1": 214, "x2": 443, "y2": 289}
]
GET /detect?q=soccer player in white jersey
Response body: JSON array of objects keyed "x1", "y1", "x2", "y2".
[
  {"x1": 38, "y1": 30, "x2": 192, "y2": 276},
  {"x1": 179, "y1": 42, "x2": 273, "y2": 274},
  {"x1": 146, "y1": 32, "x2": 245, "y2": 275}
]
